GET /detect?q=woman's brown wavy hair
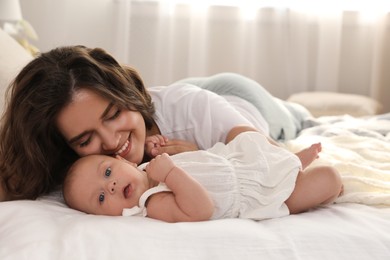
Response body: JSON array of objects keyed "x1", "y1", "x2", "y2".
[{"x1": 0, "y1": 46, "x2": 155, "y2": 200}]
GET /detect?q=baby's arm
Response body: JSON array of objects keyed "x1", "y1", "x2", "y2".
[{"x1": 144, "y1": 153, "x2": 214, "y2": 222}]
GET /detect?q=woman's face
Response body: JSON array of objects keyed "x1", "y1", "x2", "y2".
[{"x1": 56, "y1": 88, "x2": 146, "y2": 165}]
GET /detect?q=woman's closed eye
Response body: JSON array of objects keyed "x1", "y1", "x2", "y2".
[
  {"x1": 77, "y1": 108, "x2": 121, "y2": 148},
  {"x1": 107, "y1": 108, "x2": 121, "y2": 120},
  {"x1": 79, "y1": 136, "x2": 92, "y2": 148}
]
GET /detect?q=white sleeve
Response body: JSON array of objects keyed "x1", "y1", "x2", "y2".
[{"x1": 149, "y1": 84, "x2": 256, "y2": 149}]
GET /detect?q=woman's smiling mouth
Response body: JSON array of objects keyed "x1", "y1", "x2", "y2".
[{"x1": 115, "y1": 134, "x2": 132, "y2": 157}]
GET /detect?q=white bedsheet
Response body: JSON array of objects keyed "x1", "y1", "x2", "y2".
[
  {"x1": 0, "y1": 198, "x2": 389, "y2": 260},
  {"x1": 286, "y1": 115, "x2": 390, "y2": 206},
  {"x1": 1, "y1": 113, "x2": 389, "y2": 260}
]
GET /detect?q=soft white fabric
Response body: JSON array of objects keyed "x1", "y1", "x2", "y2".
[
  {"x1": 149, "y1": 84, "x2": 269, "y2": 149},
  {"x1": 106, "y1": 1, "x2": 390, "y2": 113},
  {"x1": 222, "y1": 95, "x2": 269, "y2": 135},
  {"x1": 123, "y1": 132, "x2": 301, "y2": 220},
  {"x1": 288, "y1": 92, "x2": 383, "y2": 117},
  {"x1": 122, "y1": 184, "x2": 170, "y2": 217},
  {"x1": 1, "y1": 114, "x2": 390, "y2": 259},
  {"x1": 286, "y1": 115, "x2": 390, "y2": 206},
  {"x1": 1, "y1": 199, "x2": 389, "y2": 260},
  {"x1": 173, "y1": 73, "x2": 312, "y2": 140}
]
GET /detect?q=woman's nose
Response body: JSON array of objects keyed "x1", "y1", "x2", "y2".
[
  {"x1": 100, "y1": 128, "x2": 120, "y2": 152},
  {"x1": 107, "y1": 180, "x2": 117, "y2": 194}
]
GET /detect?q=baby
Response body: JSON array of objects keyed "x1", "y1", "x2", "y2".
[{"x1": 63, "y1": 132, "x2": 343, "y2": 222}]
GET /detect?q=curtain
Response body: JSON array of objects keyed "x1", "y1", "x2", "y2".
[{"x1": 113, "y1": 0, "x2": 390, "y2": 112}]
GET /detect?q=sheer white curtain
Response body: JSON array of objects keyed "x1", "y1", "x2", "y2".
[{"x1": 113, "y1": 0, "x2": 390, "y2": 112}]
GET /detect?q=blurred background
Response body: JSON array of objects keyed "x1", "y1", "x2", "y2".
[{"x1": 2, "y1": 0, "x2": 390, "y2": 112}]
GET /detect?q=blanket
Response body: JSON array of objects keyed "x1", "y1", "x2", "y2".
[
  {"x1": 173, "y1": 73, "x2": 312, "y2": 141},
  {"x1": 285, "y1": 114, "x2": 390, "y2": 206}
]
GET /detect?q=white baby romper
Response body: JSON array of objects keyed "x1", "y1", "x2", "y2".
[{"x1": 123, "y1": 132, "x2": 301, "y2": 220}]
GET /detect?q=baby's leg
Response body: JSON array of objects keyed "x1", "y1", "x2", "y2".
[
  {"x1": 295, "y1": 143, "x2": 322, "y2": 170},
  {"x1": 285, "y1": 166, "x2": 343, "y2": 214}
]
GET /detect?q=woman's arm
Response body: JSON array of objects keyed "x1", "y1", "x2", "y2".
[
  {"x1": 226, "y1": 125, "x2": 279, "y2": 146},
  {"x1": 226, "y1": 125, "x2": 321, "y2": 169},
  {"x1": 144, "y1": 153, "x2": 214, "y2": 222}
]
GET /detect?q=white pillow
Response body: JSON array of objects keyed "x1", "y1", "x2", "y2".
[
  {"x1": 287, "y1": 91, "x2": 383, "y2": 117},
  {"x1": 0, "y1": 28, "x2": 33, "y2": 114}
]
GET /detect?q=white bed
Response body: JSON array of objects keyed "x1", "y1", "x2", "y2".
[
  {"x1": 1, "y1": 29, "x2": 390, "y2": 260},
  {"x1": 1, "y1": 199, "x2": 389, "y2": 260}
]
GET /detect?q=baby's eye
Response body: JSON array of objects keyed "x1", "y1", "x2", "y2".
[
  {"x1": 99, "y1": 192, "x2": 105, "y2": 203},
  {"x1": 105, "y1": 167, "x2": 111, "y2": 177}
]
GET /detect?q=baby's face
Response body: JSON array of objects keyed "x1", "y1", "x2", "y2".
[{"x1": 66, "y1": 155, "x2": 149, "y2": 216}]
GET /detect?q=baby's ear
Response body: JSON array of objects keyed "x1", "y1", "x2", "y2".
[{"x1": 115, "y1": 155, "x2": 137, "y2": 167}]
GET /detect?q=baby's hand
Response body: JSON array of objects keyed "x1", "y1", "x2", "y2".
[
  {"x1": 145, "y1": 153, "x2": 176, "y2": 183},
  {"x1": 145, "y1": 134, "x2": 169, "y2": 158}
]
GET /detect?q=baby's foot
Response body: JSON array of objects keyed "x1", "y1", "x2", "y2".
[
  {"x1": 296, "y1": 143, "x2": 322, "y2": 169},
  {"x1": 338, "y1": 184, "x2": 344, "y2": 197}
]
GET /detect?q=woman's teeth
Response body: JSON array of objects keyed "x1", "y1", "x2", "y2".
[{"x1": 116, "y1": 140, "x2": 129, "y2": 155}]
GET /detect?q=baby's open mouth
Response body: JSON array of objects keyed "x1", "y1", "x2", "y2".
[{"x1": 123, "y1": 184, "x2": 131, "y2": 198}]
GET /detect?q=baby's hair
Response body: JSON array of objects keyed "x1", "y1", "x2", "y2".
[{"x1": 62, "y1": 160, "x2": 80, "y2": 207}]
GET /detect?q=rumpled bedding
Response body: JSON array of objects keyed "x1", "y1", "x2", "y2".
[
  {"x1": 285, "y1": 114, "x2": 390, "y2": 206},
  {"x1": 0, "y1": 92, "x2": 389, "y2": 259},
  {"x1": 175, "y1": 73, "x2": 390, "y2": 206}
]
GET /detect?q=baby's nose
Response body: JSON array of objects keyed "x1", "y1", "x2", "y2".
[{"x1": 107, "y1": 180, "x2": 117, "y2": 194}]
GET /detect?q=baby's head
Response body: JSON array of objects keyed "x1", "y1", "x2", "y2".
[{"x1": 63, "y1": 154, "x2": 149, "y2": 216}]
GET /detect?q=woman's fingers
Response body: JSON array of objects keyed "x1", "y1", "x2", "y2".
[{"x1": 154, "y1": 139, "x2": 198, "y2": 156}]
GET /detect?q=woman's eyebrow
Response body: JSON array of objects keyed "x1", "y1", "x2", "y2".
[{"x1": 67, "y1": 102, "x2": 115, "y2": 145}]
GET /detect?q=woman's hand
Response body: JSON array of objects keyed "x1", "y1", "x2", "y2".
[
  {"x1": 145, "y1": 135, "x2": 198, "y2": 158},
  {"x1": 145, "y1": 134, "x2": 168, "y2": 157}
]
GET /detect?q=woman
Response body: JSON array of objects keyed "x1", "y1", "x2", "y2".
[{"x1": 0, "y1": 46, "x2": 301, "y2": 201}]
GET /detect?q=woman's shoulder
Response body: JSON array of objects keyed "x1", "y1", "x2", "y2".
[
  {"x1": 148, "y1": 83, "x2": 203, "y2": 95},
  {"x1": 149, "y1": 83, "x2": 221, "y2": 107}
]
